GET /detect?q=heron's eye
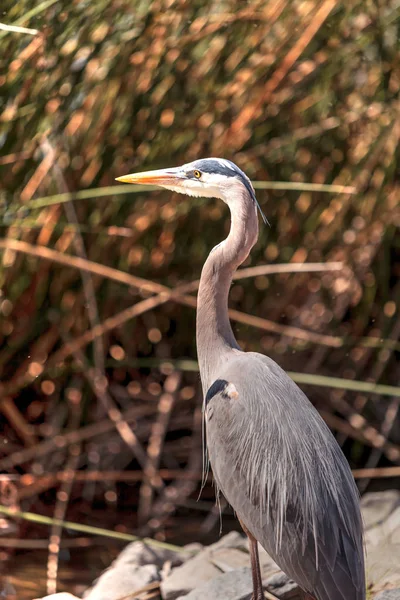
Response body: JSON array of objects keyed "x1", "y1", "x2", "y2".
[{"x1": 193, "y1": 170, "x2": 201, "y2": 179}]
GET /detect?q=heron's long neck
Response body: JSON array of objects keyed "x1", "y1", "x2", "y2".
[{"x1": 196, "y1": 194, "x2": 259, "y2": 392}]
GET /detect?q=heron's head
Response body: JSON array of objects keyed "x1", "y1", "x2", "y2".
[{"x1": 116, "y1": 158, "x2": 268, "y2": 223}]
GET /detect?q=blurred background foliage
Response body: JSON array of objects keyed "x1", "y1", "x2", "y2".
[{"x1": 0, "y1": 0, "x2": 400, "y2": 597}]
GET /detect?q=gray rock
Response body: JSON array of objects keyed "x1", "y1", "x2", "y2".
[
  {"x1": 207, "y1": 543, "x2": 278, "y2": 576},
  {"x1": 264, "y1": 572, "x2": 300, "y2": 598},
  {"x1": 112, "y1": 540, "x2": 192, "y2": 568},
  {"x1": 84, "y1": 563, "x2": 159, "y2": 600},
  {"x1": 366, "y1": 543, "x2": 400, "y2": 593},
  {"x1": 362, "y1": 490, "x2": 400, "y2": 531},
  {"x1": 174, "y1": 567, "x2": 301, "y2": 600},
  {"x1": 38, "y1": 491, "x2": 400, "y2": 600},
  {"x1": 160, "y1": 530, "x2": 301, "y2": 600},
  {"x1": 34, "y1": 595, "x2": 81, "y2": 600},
  {"x1": 384, "y1": 506, "x2": 400, "y2": 545},
  {"x1": 175, "y1": 567, "x2": 253, "y2": 600},
  {"x1": 160, "y1": 532, "x2": 247, "y2": 600},
  {"x1": 244, "y1": 538, "x2": 286, "y2": 578},
  {"x1": 210, "y1": 531, "x2": 249, "y2": 551},
  {"x1": 160, "y1": 548, "x2": 222, "y2": 599},
  {"x1": 361, "y1": 491, "x2": 400, "y2": 593},
  {"x1": 208, "y1": 546, "x2": 251, "y2": 572},
  {"x1": 374, "y1": 590, "x2": 400, "y2": 600},
  {"x1": 83, "y1": 540, "x2": 196, "y2": 600}
]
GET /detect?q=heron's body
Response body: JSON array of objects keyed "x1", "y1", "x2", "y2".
[
  {"x1": 117, "y1": 157, "x2": 366, "y2": 600},
  {"x1": 204, "y1": 353, "x2": 364, "y2": 600}
]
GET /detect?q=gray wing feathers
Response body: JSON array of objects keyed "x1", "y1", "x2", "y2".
[{"x1": 205, "y1": 352, "x2": 365, "y2": 600}]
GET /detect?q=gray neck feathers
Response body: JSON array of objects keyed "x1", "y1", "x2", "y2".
[{"x1": 196, "y1": 188, "x2": 259, "y2": 392}]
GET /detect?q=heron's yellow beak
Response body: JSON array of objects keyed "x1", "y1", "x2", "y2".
[{"x1": 115, "y1": 167, "x2": 183, "y2": 186}]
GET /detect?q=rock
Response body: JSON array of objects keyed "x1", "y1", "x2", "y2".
[
  {"x1": 374, "y1": 591, "x2": 400, "y2": 600},
  {"x1": 385, "y1": 505, "x2": 400, "y2": 545},
  {"x1": 84, "y1": 562, "x2": 159, "y2": 600},
  {"x1": 245, "y1": 539, "x2": 286, "y2": 578},
  {"x1": 264, "y1": 572, "x2": 300, "y2": 599},
  {"x1": 209, "y1": 531, "x2": 249, "y2": 551},
  {"x1": 174, "y1": 567, "x2": 300, "y2": 600},
  {"x1": 208, "y1": 546, "x2": 251, "y2": 572},
  {"x1": 361, "y1": 491, "x2": 400, "y2": 593},
  {"x1": 83, "y1": 539, "x2": 196, "y2": 600},
  {"x1": 110, "y1": 540, "x2": 192, "y2": 569},
  {"x1": 362, "y1": 491, "x2": 400, "y2": 531},
  {"x1": 175, "y1": 567, "x2": 253, "y2": 600},
  {"x1": 34, "y1": 595, "x2": 81, "y2": 600},
  {"x1": 160, "y1": 532, "x2": 247, "y2": 599},
  {"x1": 366, "y1": 543, "x2": 400, "y2": 593},
  {"x1": 160, "y1": 547, "x2": 222, "y2": 599},
  {"x1": 38, "y1": 491, "x2": 400, "y2": 600},
  {"x1": 160, "y1": 530, "x2": 301, "y2": 600},
  {"x1": 208, "y1": 543, "x2": 277, "y2": 577}
]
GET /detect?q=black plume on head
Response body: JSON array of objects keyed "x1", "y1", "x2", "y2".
[{"x1": 192, "y1": 158, "x2": 269, "y2": 226}]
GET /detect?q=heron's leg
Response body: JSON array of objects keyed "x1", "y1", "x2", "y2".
[
  {"x1": 248, "y1": 535, "x2": 264, "y2": 600},
  {"x1": 239, "y1": 519, "x2": 264, "y2": 600}
]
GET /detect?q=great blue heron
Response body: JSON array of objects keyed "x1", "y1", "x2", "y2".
[{"x1": 116, "y1": 158, "x2": 365, "y2": 600}]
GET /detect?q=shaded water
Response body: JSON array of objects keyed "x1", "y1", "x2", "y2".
[{"x1": 7, "y1": 544, "x2": 110, "y2": 599}]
